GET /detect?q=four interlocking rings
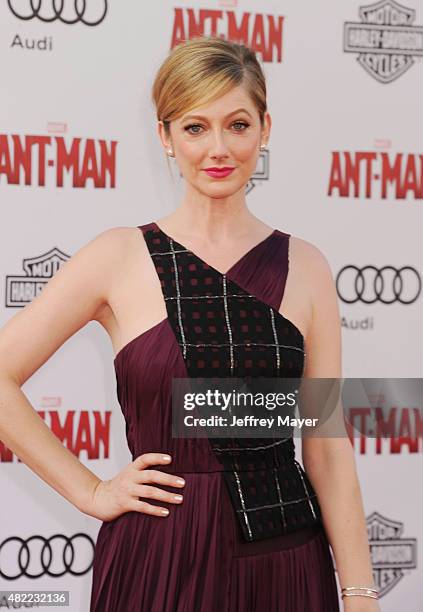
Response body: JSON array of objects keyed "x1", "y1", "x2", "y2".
[
  {"x1": 336, "y1": 265, "x2": 422, "y2": 304},
  {"x1": 0, "y1": 533, "x2": 94, "y2": 579},
  {"x1": 7, "y1": 0, "x2": 108, "y2": 26}
]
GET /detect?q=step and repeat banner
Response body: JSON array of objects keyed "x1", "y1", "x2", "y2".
[{"x1": 0, "y1": 1, "x2": 422, "y2": 610}]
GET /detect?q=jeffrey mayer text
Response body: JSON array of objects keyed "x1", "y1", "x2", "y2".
[{"x1": 229, "y1": 415, "x2": 319, "y2": 428}]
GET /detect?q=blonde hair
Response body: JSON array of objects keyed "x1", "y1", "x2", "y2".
[{"x1": 151, "y1": 35, "x2": 267, "y2": 174}]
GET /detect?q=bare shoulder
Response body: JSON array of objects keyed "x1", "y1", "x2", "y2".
[
  {"x1": 288, "y1": 235, "x2": 333, "y2": 277},
  {"x1": 288, "y1": 234, "x2": 336, "y2": 298},
  {"x1": 87, "y1": 225, "x2": 141, "y2": 262},
  {"x1": 287, "y1": 233, "x2": 340, "y2": 345},
  {"x1": 83, "y1": 225, "x2": 149, "y2": 319},
  {"x1": 95, "y1": 224, "x2": 150, "y2": 280},
  {"x1": 82, "y1": 225, "x2": 145, "y2": 290}
]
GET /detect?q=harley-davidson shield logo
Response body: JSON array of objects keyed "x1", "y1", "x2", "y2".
[
  {"x1": 344, "y1": 0, "x2": 423, "y2": 83},
  {"x1": 5, "y1": 247, "x2": 70, "y2": 307},
  {"x1": 367, "y1": 511, "x2": 417, "y2": 596}
]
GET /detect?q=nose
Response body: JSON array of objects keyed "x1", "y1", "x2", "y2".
[{"x1": 208, "y1": 131, "x2": 230, "y2": 159}]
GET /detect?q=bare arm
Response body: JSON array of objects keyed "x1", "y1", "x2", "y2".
[
  {"x1": 299, "y1": 241, "x2": 379, "y2": 611},
  {"x1": 0, "y1": 227, "x2": 128, "y2": 515}
]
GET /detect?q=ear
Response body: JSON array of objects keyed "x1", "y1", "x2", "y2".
[
  {"x1": 262, "y1": 112, "x2": 272, "y2": 145},
  {"x1": 158, "y1": 120, "x2": 172, "y2": 152}
]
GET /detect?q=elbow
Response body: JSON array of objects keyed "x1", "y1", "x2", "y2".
[{"x1": 302, "y1": 436, "x2": 356, "y2": 476}]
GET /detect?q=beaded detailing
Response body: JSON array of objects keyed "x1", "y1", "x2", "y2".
[{"x1": 141, "y1": 223, "x2": 322, "y2": 542}]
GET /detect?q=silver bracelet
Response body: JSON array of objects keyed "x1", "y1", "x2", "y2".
[
  {"x1": 341, "y1": 592, "x2": 379, "y2": 599},
  {"x1": 341, "y1": 585, "x2": 379, "y2": 600}
]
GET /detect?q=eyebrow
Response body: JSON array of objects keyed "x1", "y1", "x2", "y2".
[{"x1": 181, "y1": 108, "x2": 253, "y2": 122}]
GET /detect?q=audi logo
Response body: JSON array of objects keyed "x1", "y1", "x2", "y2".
[
  {"x1": 8, "y1": 0, "x2": 108, "y2": 26},
  {"x1": 0, "y1": 533, "x2": 94, "y2": 579},
  {"x1": 336, "y1": 265, "x2": 422, "y2": 305}
]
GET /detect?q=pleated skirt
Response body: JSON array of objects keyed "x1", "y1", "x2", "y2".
[
  {"x1": 228, "y1": 523, "x2": 340, "y2": 611},
  {"x1": 90, "y1": 472, "x2": 340, "y2": 611}
]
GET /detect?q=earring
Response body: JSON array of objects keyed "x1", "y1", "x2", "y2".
[
  {"x1": 260, "y1": 143, "x2": 267, "y2": 151},
  {"x1": 167, "y1": 148, "x2": 174, "y2": 157}
]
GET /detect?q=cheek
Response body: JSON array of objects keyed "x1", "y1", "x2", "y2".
[
  {"x1": 178, "y1": 141, "x2": 202, "y2": 163},
  {"x1": 236, "y1": 139, "x2": 260, "y2": 160}
]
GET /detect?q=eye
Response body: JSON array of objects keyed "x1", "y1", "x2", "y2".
[
  {"x1": 183, "y1": 121, "x2": 250, "y2": 135},
  {"x1": 232, "y1": 121, "x2": 250, "y2": 131},
  {"x1": 184, "y1": 123, "x2": 203, "y2": 134}
]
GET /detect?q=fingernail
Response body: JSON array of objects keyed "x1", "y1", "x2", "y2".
[
  {"x1": 162, "y1": 455, "x2": 171, "y2": 461},
  {"x1": 161, "y1": 509, "x2": 169, "y2": 515},
  {"x1": 176, "y1": 478, "x2": 185, "y2": 485},
  {"x1": 174, "y1": 495, "x2": 183, "y2": 501}
]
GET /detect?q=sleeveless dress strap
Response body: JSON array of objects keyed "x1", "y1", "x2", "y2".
[{"x1": 226, "y1": 229, "x2": 291, "y2": 313}]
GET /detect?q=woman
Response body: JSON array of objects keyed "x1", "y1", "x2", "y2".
[{"x1": 0, "y1": 37, "x2": 380, "y2": 611}]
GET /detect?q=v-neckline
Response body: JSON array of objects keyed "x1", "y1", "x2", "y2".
[{"x1": 152, "y1": 222, "x2": 277, "y2": 277}]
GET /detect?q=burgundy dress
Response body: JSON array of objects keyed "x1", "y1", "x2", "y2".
[{"x1": 89, "y1": 222, "x2": 340, "y2": 611}]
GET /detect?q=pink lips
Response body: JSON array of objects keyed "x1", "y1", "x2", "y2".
[{"x1": 203, "y1": 168, "x2": 235, "y2": 178}]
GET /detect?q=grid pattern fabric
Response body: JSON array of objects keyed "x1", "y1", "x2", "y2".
[{"x1": 141, "y1": 224, "x2": 322, "y2": 542}]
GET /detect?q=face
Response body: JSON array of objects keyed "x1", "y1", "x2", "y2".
[{"x1": 158, "y1": 84, "x2": 271, "y2": 197}]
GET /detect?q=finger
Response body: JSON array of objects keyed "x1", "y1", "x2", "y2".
[
  {"x1": 135, "y1": 469, "x2": 185, "y2": 489},
  {"x1": 131, "y1": 483, "x2": 184, "y2": 504},
  {"x1": 132, "y1": 453, "x2": 172, "y2": 470},
  {"x1": 128, "y1": 498, "x2": 171, "y2": 516}
]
